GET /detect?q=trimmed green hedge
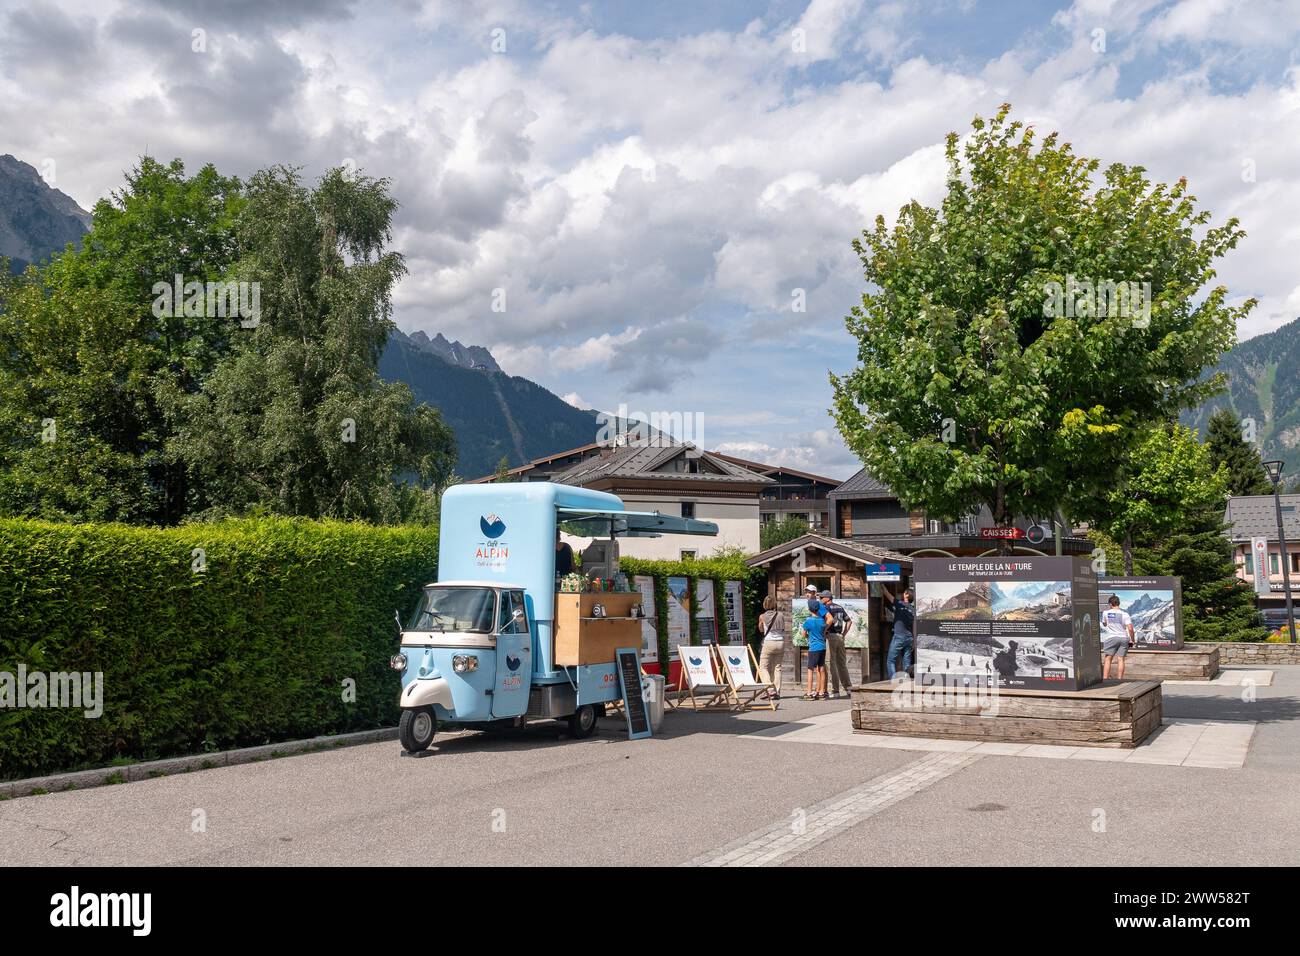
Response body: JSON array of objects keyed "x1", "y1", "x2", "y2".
[
  {"x1": 620, "y1": 554, "x2": 767, "y2": 664},
  {"x1": 0, "y1": 518, "x2": 437, "y2": 779}
]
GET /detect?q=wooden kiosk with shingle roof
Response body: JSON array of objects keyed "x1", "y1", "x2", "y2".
[{"x1": 746, "y1": 534, "x2": 913, "y2": 686}]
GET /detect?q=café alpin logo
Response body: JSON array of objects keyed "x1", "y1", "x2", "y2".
[
  {"x1": 476, "y1": 513, "x2": 509, "y2": 571},
  {"x1": 152, "y1": 274, "x2": 262, "y2": 328}
]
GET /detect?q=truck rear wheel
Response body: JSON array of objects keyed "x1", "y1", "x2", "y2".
[
  {"x1": 566, "y1": 704, "x2": 598, "y2": 739},
  {"x1": 399, "y1": 706, "x2": 437, "y2": 753}
]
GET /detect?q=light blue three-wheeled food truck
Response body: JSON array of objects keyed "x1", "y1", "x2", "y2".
[{"x1": 390, "y1": 482, "x2": 718, "y2": 753}]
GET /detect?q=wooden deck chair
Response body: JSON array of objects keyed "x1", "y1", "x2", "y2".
[
  {"x1": 714, "y1": 643, "x2": 777, "y2": 711},
  {"x1": 667, "y1": 646, "x2": 731, "y2": 710}
]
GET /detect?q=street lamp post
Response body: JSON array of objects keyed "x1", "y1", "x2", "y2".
[{"x1": 1263, "y1": 460, "x2": 1297, "y2": 644}]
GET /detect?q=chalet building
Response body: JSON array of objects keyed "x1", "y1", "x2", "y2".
[
  {"x1": 710, "y1": 453, "x2": 839, "y2": 533},
  {"x1": 477, "y1": 446, "x2": 836, "y2": 536},
  {"x1": 539, "y1": 442, "x2": 771, "y2": 559},
  {"x1": 827, "y1": 468, "x2": 1092, "y2": 557},
  {"x1": 1224, "y1": 494, "x2": 1300, "y2": 629}
]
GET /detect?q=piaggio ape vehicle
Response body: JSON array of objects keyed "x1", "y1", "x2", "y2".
[{"x1": 390, "y1": 482, "x2": 718, "y2": 752}]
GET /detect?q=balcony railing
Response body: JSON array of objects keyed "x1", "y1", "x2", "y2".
[
  {"x1": 921, "y1": 515, "x2": 981, "y2": 535},
  {"x1": 763, "y1": 499, "x2": 829, "y2": 512}
]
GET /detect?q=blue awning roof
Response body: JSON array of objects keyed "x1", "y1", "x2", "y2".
[{"x1": 557, "y1": 507, "x2": 718, "y2": 538}]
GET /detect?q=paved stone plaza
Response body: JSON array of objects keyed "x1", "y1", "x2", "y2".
[{"x1": 2, "y1": 664, "x2": 1298, "y2": 867}]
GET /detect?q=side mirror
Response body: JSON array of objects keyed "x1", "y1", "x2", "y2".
[{"x1": 394, "y1": 610, "x2": 403, "y2": 634}]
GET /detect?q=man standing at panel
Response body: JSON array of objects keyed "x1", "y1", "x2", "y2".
[{"x1": 1100, "y1": 594, "x2": 1135, "y2": 680}]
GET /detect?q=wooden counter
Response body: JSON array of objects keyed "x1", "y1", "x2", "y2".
[{"x1": 553, "y1": 592, "x2": 645, "y2": 666}]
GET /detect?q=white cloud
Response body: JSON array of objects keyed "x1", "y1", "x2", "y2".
[
  {"x1": 494, "y1": 327, "x2": 644, "y2": 378},
  {"x1": 789, "y1": 0, "x2": 866, "y2": 62},
  {"x1": 1145, "y1": 0, "x2": 1300, "y2": 48},
  {"x1": 715, "y1": 429, "x2": 861, "y2": 480},
  {"x1": 4, "y1": 0, "x2": 1300, "y2": 476}
]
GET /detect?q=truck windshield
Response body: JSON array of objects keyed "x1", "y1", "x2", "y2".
[{"x1": 407, "y1": 587, "x2": 497, "y2": 633}]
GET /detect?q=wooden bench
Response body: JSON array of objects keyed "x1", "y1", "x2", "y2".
[
  {"x1": 1121, "y1": 645, "x2": 1220, "y2": 681},
  {"x1": 850, "y1": 678, "x2": 1163, "y2": 748}
]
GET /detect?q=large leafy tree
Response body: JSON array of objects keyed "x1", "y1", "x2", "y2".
[
  {"x1": 0, "y1": 277, "x2": 155, "y2": 520},
  {"x1": 168, "y1": 166, "x2": 455, "y2": 522},
  {"x1": 1095, "y1": 423, "x2": 1228, "y2": 573},
  {"x1": 0, "y1": 159, "x2": 244, "y2": 523},
  {"x1": 831, "y1": 106, "x2": 1253, "y2": 550},
  {"x1": 1, "y1": 158, "x2": 455, "y2": 524},
  {"x1": 1204, "y1": 407, "x2": 1272, "y2": 496}
]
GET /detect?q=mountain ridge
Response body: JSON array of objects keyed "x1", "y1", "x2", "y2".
[
  {"x1": 0, "y1": 154, "x2": 91, "y2": 273},
  {"x1": 379, "y1": 331, "x2": 600, "y2": 480},
  {"x1": 400, "y1": 329, "x2": 502, "y2": 373},
  {"x1": 1181, "y1": 316, "x2": 1300, "y2": 478}
]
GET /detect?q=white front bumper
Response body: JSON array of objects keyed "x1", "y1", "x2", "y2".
[{"x1": 401, "y1": 676, "x2": 454, "y2": 710}]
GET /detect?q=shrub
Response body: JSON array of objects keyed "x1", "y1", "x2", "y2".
[{"x1": 0, "y1": 518, "x2": 437, "y2": 778}]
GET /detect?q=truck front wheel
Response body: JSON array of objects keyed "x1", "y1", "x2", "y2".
[
  {"x1": 566, "y1": 704, "x2": 598, "y2": 739},
  {"x1": 399, "y1": 706, "x2": 438, "y2": 753}
]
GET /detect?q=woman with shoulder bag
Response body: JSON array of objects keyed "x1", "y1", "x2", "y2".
[{"x1": 758, "y1": 595, "x2": 789, "y2": 699}]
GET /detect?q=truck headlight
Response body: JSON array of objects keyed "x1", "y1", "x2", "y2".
[
  {"x1": 390, "y1": 653, "x2": 407, "y2": 671},
  {"x1": 452, "y1": 654, "x2": 479, "y2": 673}
]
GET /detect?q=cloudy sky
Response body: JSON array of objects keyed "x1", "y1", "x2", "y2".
[{"x1": 3, "y1": 0, "x2": 1299, "y2": 478}]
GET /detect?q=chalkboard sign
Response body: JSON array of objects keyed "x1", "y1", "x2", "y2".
[{"x1": 615, "y1": 647, "x2": 652, "y2": 740}]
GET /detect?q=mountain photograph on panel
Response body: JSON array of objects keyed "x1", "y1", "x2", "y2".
[
  {"x1": 1098, "y1": 587, "x2": 1178, "y2": 648},
  {"x1": 991, "y1": 580, "x2": 1072, "y2": 622}
]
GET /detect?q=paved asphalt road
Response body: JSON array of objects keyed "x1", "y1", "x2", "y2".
[{"x1": 3, "y1": 667, "x2": 1299, "y2": 867}]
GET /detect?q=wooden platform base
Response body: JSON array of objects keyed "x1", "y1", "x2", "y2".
[
  {"x1": 1119, "y1": 646, "x2": 1219, "y2": 681},
  {"x1": 850, "y1": 679, "x2": 1163, "y2": 749}
]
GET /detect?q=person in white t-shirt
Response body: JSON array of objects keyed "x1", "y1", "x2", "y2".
[{"x1": 1100, "y1": 595, "x2": 1135, "y2": 680}]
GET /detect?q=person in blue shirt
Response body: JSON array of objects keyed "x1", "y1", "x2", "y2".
[
  {"x1": 802, "y1": 608, "x2": 828, "y2": 700},
  {"x1": 882, "y1": 587, "x2": 915, "y2": 680}
]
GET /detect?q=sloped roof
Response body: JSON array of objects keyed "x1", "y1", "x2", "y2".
[
  {"x1": 1224, "y1": 494, "x2": 1300, "y2": 541},
  {"x1": 746, "y1": 532, "x2": 912, "y2": 568},
  {"x1": 709, "y1": 452, "x2": 840, "y2": 487},
  {"x1": 551, "y1": 441, "x2": 773, "y2": 486},
  {"x1": 466, "y1": 441, "x2": 606, "y2": 483},
  {"x1": 827, "y1": 468, "x2": 897, "y2": 500}
]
